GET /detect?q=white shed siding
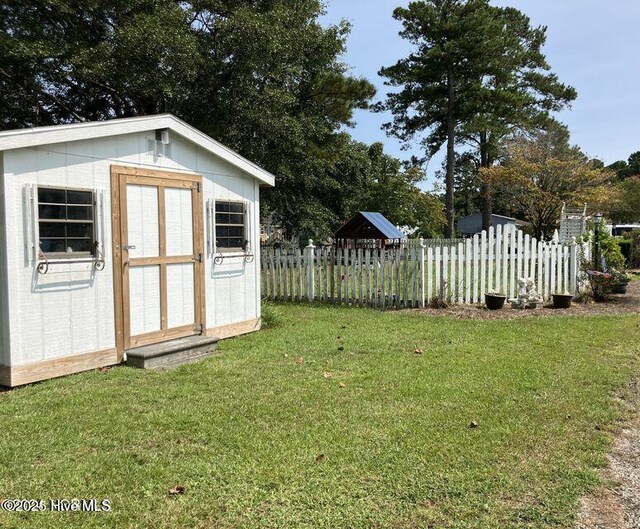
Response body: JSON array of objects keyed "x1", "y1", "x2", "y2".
[
  {"x1": 0, "y1": 153, "x2": 10, "y2": 366},
  {"x1": 2, "y1": 130, "x2": 261, "y2": 367}
]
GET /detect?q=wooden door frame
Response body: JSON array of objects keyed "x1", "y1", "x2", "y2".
[{"x1": 110, "y1": 165, "x2": 206, "y2": 354}]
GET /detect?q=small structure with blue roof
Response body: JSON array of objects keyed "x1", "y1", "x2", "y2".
[{"x1": 334, "y1": 212, "x2": 406, "y2": 249}]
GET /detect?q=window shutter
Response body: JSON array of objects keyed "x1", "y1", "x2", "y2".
[
  {"x1": 23, "y1": 184, "x2": 38, "y2": 263},
  {"x1": 211, "y1": 199, "x2": 217, "y2": 255},
  {"x1": 93, "y1": 190, "x2": 102, "y2": 257},
  {"x1": 243, "y1": 202, "x2": 251, "y2": 252}
]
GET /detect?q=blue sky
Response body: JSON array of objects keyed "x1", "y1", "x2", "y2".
[{"x1": 322, "y1": 0, "x2": 640, "y2": 188}]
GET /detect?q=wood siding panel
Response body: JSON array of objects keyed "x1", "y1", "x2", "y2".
[{"x1": 2, "y1": 131, "x2": 261, "y2": 369}]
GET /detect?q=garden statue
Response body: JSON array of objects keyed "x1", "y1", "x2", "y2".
[{"x1": 510, "y1": 277, "x2": 544, "y2": 309}]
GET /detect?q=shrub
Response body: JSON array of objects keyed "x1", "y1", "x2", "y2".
[
  {"x1": 617, "y1": 238, "x2": 633, "y2": 265},
  {"x1": 585, "y1": 271, "x2": 615, "y2": 301},
  {"x1": 631, "y1": 231, "x2": 640, "y2": 268},
  {"x1": 261, "y1": 302, "x2": 283, "y2": 329}
]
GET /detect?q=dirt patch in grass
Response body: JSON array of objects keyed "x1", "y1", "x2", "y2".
[
  {"x1": 577, "y1": 380, "x2": 640, "y2": 529},
  {"x1": 409, "y1": 281, "x2": 640, "y2": 320}
]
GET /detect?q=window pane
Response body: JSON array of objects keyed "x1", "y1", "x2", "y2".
[
  {"x1": 217, "y1": 238, "x2": 230, "y2": 248},
  {"x1": 39, "y1": 222, "x2": 65, "y2": 237},
  {"x1": 67, "y1": 190, "x2": 93, "y2": 205},
  {"x1": 215, "y1": 202, "x2": 230, "y2": 213},
  {"x1": 229, "y1": 213, "x2": 244, "y2": 225},
  {"x1": 227, "y1": 226, "x2": 244, "y2": 238},
  {"x1": 39, "y1": 204, "x2": 66, "y2": 220},
  {"x1": 67, "y1": 206, "x2": 93, "y2": 220},
  {"x1": 67, "y1": 223, "x2": 93, "y2": 238},
  {"x1": 39, "y1": 239, "x2": 65, "y2": 253},
  {"x1": 228, "y1": 202, "x2": 244, "y2": 213},
  {"x1": 38, "y1": 188, "x2": 65, "y2": 204},
  {"x1": 67, "y1": 239, "x2": 92, "y2": 253},
  {"x1": 228, "y1": 238, "x2": 243, "y2": 248},
  {"x1": 215, "y1": 213, "x2": 230, "y2": 224}
]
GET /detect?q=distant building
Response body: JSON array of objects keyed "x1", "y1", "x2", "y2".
[
  {"x1": 607, "y1": 224, "x2": 640, "y2": 237},
  {"x1": 335, "y1": 212, "x2": 406, "y2": 248},
  {"x1": 457, "y1": 213, "x2": 529, "y2": 236}
]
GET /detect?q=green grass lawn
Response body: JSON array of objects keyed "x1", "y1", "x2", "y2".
[{"x1": 0, "y1": 306, "x2": 639, "y2": 528}]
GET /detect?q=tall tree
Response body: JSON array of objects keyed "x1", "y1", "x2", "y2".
[
  {"x1": 377, "y1": 0, "x2": 575, "y2": 236},
  {"x1": 459, "y1": 6, "x2": 576, "y2": 231},
  {"x1": 0, "y1": 0, "x2": 376, "y2": 236},
  {"x1": 607, "y1": 151, "x2": 640, "y2": 181},
  {"x1": 609, "y1": 177, "x2": 640, "y2": 224},
  {"x1": 482, "y1": 130, "x2": 615, "y2": 239}
]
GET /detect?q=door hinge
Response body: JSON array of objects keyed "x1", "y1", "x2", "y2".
[
  {"x1": 195, "y1": 253, "x2": 203, "y2": 263},
  {"x1": 195, "y1": 182, "x2": 201, "y2": 193},
  {"x1": 198, "y1": 323, "x2": 205, "y2": 335}
]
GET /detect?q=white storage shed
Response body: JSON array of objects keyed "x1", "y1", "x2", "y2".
[{"x1": 0, "y1": 114, "x2": 275, "y2": 386}]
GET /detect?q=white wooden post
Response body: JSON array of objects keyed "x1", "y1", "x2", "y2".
[
  {"x1": 465, "y1": 238, "x2": 472, "y2": 303},
  {"x1": 427, "y1": 247, "x2": 434, "y2": 304},
  {"x1": 523, "y1": 234, "x2": 530, "y2": 280},
  {"x1": 569, "y1": 237, "x2": 578, "y2": 294},
  {"x1": 495, "y1": 224, "x2": 502, "y2": 293},
  {"x1": 472, "y1": 234, "x2": 480, "y2": 303},
  {"x1": 442, "y1": 246, "x2": 449, "y2": 301},
  {"x1": 435, "y1": 246, "x2": 441, "y2": 301},
  {"x1": 305, "y1": 239, "x2": 316, "y2": 302},
  {"x1": 537, "y1": 240, "x2": 544, "y2": 296},
  {"x1": 509, "y1": 227, "x2": 516, "y2": 299},
  {"x1": 419, "y1": 239, "x2": 426, "y2": 308},
  {"x1": 480, "y1": 230, "x2": 487, "y2": 300},
  {"x1": 457, "y1": 241, "x2": 464, "y2": 304},
  {"x1": 487, "y1": 226, "x2": 495, "y2": 294}
]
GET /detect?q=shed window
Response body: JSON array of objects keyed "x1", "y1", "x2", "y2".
[
  {"x1": 38, "y1": 187, "x2": 95, "y2": 256},
  {"x1": 215, "y1": 201, "x2": 246, "y2": 250}
]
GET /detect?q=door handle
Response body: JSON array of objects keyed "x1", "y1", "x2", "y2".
[{"x1": 124, "y1": 245, "x2": 136, "y2": 251}]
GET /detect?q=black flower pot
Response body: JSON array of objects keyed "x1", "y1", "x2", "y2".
[
  {"x1": 552, "y1": 293, "x2": 573, "y2": 309},
  {"x1": 612, "y1": 283, "x2": 628, "y2": 294},
  {"x1": 485, "y1": 293, "x2": 506, "y2": 311}
]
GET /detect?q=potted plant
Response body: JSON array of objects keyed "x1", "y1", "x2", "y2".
[
  {"x1": 552, "y1": 292, "x2": 574, "y2": 309},
  {"x1": 485, "y1": 292, "x2": 507, "y2": 310},
  {"x1": 611, "y1": 271, "x2": 630, "y2": 294}
]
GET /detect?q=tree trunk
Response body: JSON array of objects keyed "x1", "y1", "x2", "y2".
[
  {"x1": 445, "y1": 73, "x2": 456, "y2": 238},
  {"x1": 479, "y1": 131, "x2": 493, "y2": 232}
]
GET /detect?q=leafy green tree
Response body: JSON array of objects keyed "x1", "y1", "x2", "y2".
[
  {"x1": 377, "y1": 0, "x2": 575, "y2": 236},
  {"x1": 482, "y1": 130, "x2": 615, "y2": 239},
  {"x1": 357, "y1": 143, "x2": 445, "y2": 238},
  {"x1": 609, "y1": 177, "x2": 640, "y2": 224},
  {"x1": 0, "y1": 0, "x2": 376, "y2": 236},
  {"x1": 608, "y1": 151, "x2": 640, "y2": 181}
]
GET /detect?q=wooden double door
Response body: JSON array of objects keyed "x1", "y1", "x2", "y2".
[{"x1": 111, "y1": 166, "x2": 205, "y2": 351}]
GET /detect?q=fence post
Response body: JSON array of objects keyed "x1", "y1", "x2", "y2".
[
  {"x1": 305, "y1": 239, "x2": 316, "y2": 302},
  {"x1": 569, "y1": 237, "x2": 578, "y2": 294}
]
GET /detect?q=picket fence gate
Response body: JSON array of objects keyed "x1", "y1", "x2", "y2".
[{"x1": 261, "y1": 225, "x2": 589, "y2": 308}]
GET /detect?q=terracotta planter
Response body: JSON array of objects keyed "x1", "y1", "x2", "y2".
[
  {"x1": 552, "y1": 293, "x2": 573, "y2": 309},
  {"x1": 485, "y1": 293, "x2": 507, "y2": 311}
]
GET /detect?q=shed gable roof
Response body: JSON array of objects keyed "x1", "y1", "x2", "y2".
[
  {"x1": 0, "y1": 114, "x2": 275, "y2": 186},
  {"x1": 336, "y1": 212, "x2": 406, "y2": 240}
]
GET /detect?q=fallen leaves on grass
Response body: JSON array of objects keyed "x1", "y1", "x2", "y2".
[
  {"x1": 414, "y1": 348, "x2": 423, "y2": 355},
  {"x1": 469, "y1": 421, "x2": 479, "y2": 429},
  {"x1": 296, "y1": 356, "x2": 303, "y2": 365},
  {"x1": 169, "y1": 485, "x2": 185, "y2": 495},
  {"x1": 323, "y1": 372, "x2": 333, "y2": 379},
  {"x1": 339, "y1": 382, "x2": 346, "y2": 388},
  {"x1": 315, "y1": 454, "x2": 326, "y2": 463},
  {"x1": 96, "y1": 366, "x2": 111, "y2": 373}
]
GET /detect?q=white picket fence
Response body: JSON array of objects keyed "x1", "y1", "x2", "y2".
[{"x1": 261, "y1": 225, "x2": 590, "y2": 308}]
